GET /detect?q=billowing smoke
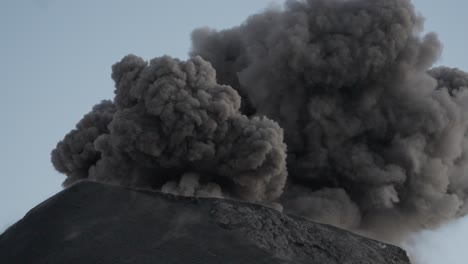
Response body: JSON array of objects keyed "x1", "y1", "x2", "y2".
[
  {"x1": 52, "y1": 100, "x2": 116, "y2": 186},
  {"x1": 190, "y1": 0, "x2": 468, "y2": 242},
  {"x1": 53, "y1": 0, "x2": 468, "y2": 243},
  {"x1": 52, "y1": 55, "x2": 288, "y2": 204},
  {"x1": 430, "y1": 66, "x2": 468, "y2": 95}
]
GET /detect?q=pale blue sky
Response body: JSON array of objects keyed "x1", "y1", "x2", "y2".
[{"x1": 1, "y1": 0, "x2": 467, "y2": 262}]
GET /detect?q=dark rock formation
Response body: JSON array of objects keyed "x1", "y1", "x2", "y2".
[{"x1": 0, "y1": 181, "x2": 410, "y2": 264}]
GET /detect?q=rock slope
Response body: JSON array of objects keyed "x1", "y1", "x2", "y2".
[{"x1": 0, "y1": 181, "x2": 410, "y2": 264}]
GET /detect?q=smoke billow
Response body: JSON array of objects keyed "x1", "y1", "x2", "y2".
[
  {"x1": 190, "y1": 0, "x2": 468, "y2": 241},
  {"x1": 52, "y1": 55, "x2": 287, "y2": 204},
  {"x1": 430, "y1": 66, "x2": 468, "y2": 95},
  {"x1": 52, "y1": 100, "x2": 116, "y2": 186},
  {"x1": 53, "y1": 0, "x2": 468, "y2": 243}
]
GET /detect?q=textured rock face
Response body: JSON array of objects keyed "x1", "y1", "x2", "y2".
[{"x1": 0, "y1": 181, "x2": 410, "y2": 264}]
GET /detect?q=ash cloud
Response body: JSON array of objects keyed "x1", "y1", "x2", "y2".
[
  {"x1": 52, "y1": 100, "x2": 116, "y2": 186},
  {"x1": 53, "y1": 0, "x2": 468, "y2": 243},
  {"x1": 430, "y1": 66, "x2": 468, "y2": 95},
  {"x1": 190, "y1": 0, "x2": 468, "y2": 242},
  {"x1": 52, "y1": 55, "x2": 287, "y2": 204}
]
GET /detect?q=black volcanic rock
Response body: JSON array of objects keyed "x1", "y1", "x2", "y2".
[{"x1": 0, "y1": 181, "x2": 410, "y2": 264}]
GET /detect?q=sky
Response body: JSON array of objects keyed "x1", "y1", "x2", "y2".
[{"x1": 1, "y1": 0, "x2": 467, "y2": 263}]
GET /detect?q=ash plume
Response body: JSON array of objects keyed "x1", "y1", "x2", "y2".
[
  {"x1": 52, "y1": 0, "x2": 468, "y2": 244},
  {"x1": 52, "y1": 100, "x2": 116, "y2": 186},
  {"x1": 52, "y1": 55, "x2": 287, "y2": 204},
  {"x1": 430, "y1": 66, "x2": 468, "y2": 95},
  {"x1": 190, "y1": 0, "x2": 468, "y2": 242}
]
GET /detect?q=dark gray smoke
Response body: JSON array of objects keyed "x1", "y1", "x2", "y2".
[
  {"x1": 52, "y1": 0, "x2": 468, "y2": 243},
  {"x1": 430, "y1": 66, "x2": 468, "y2": 95},
  {"x1": 52, "y1": 55, "x2": 287, "y2": 204},
  {"x1": 190, "y1": 0, "x2": 468, "y2": 242},
  {"x1": 52, "y1": 100, "x2": 116, "y2": 187}
]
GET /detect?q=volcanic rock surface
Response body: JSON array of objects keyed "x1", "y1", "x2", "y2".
[{"x1": 0, "y1": 181, "x2": 410, "y2": 264}]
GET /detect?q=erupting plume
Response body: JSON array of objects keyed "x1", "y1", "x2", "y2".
[
  {"x1": 52, "y1": 0, "x2": 468, "y2": 243},
  {"x1": 52, "y1": 55, "x2": 288, "y2": 204}
]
